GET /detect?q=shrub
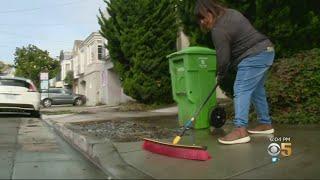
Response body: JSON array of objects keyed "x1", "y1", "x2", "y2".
[
  {"x1": 219, "y1": 49, "x2": 320, "y2": 125},
  {"x1": 266, "y1": 49, "x2": 320, "y2": 124},
  {"x1": 64, "y1": 70, "x2": 74, "y2": 88}
]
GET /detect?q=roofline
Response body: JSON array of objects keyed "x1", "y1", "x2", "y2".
[{"x1": 80, "y1": 32, "x2": 103, "y2": 47}]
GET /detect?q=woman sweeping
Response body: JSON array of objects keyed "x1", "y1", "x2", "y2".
[{"x1": 195, "y1": 0, "x2": 275, "y2": 145}]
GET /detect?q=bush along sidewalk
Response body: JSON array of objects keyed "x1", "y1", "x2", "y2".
[
  {"x1": 217, "y1": 49, "x2": 320, "y2": 125},
  {"x1": 266, "y1": 49, "x2": 320, "y2": 124}
]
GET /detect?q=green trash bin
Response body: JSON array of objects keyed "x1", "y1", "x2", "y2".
[{"x1": 167, "y1": 46, "x2": 217, "y2": 129}]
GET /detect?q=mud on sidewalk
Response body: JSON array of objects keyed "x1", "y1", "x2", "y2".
[{"x1": 64, "y1": 115, "x2": 180, "y2": 142}]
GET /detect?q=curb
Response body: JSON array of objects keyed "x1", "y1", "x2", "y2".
[{"x1": 42, "y1": 117, "x2": 153, "y2": 179}]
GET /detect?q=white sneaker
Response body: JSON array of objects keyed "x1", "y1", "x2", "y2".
[{"x1": 218, "y1": 136, "x2": 251, "y2": 145}]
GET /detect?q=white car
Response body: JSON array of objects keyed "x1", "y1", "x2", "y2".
[{"x1": 0, "y1": 76, "x2": 41, "y2": 117}]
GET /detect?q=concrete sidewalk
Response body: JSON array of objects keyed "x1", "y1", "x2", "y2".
[
  {"x1": 114, "y1": 124, "x2": 320, "y2": 179},
  {"x1": 43, "y1": 109, "x2": 320, "y2": 179},
  {"x1": 0, "y1": 116, "x2": 109, "y2": 179}
]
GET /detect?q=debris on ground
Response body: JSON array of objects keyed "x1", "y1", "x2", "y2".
[{"x1": 66, "y1": 116, "x2": 180, "y2": 142}]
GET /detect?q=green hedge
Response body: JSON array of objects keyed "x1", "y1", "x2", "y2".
[
  {"x1": 266, "y1": 49, "x2": 320, "y2": 124},
  {"x1": 220, "y1": 49, "x2": 320, "y2": 124},
  {"x1": 177, "y1": 0, "x2": 320, "y2": 57}
]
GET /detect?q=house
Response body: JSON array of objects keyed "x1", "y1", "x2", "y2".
[
  {"x1": 0, "y1": 65, "x2": 15, "y2": 77},
  {"x1": 67, "y1": 32, "x2": 131, "y2": 106},
  {"x1": 48, "y1": 57, "x2": 62, "y2": 88},
  {"x1": 60, "y1": 51, "x2": 73, "y2": 84}
]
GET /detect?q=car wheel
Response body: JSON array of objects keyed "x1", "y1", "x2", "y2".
[
  {"x1": 31, "y1": 111, "x2": 41, "y2": 118},
  {"x1": 74, "y1": 98, "x2": 83, "y2": 106},
  {"x1": 43, "y1": 99, "x2": 52, "y2": 108}
]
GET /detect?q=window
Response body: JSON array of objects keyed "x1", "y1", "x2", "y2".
[
  {"x1": 64, "y1": 89, "x2": 72, "y2": 94},
  {"x1": 66, "y1": 64, "x2": 71, "y2": 72},
  {"x1": 98, "y1": 45, "x2": 104, "y2": 60},
  {"x1": 49, "y1": 89, "x2": 62, "y2": 94},
  {"x1": 0, "y1": 79, "x2": 29, "y2": 88}
]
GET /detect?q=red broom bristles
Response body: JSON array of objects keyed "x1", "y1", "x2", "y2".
[{"x1": 142, "y1": 139, "x2": 211, "y2": 161}]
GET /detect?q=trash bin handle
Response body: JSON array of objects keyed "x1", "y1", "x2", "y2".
[
  {"x1": 172, "y1": 58, "x2": 183, "y2": 62},
  {"x1": 176, "y1": 91, "x2": 187, "y2": 95}
]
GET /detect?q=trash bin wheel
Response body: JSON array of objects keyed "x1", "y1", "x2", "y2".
[{"x1": 210, "y1": 106, "x2": 226, "y2": 128}]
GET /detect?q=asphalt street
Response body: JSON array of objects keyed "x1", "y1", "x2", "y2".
[{"x1": 0, "y1": 114, "x2": 109, "y2": 179}]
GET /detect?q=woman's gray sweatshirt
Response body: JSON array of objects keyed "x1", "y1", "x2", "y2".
[{"x1": 211, "y1": 8, "x2": 273, "y2": 77}]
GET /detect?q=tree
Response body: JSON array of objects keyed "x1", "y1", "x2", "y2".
[
  {"x1": 0, "y1": 61, "x2": 5, "y2": 73},
  {"x1": 14, "y1": 44, "x2": 60, "y2": 88},
  {"x1": 177, "y1": 0, "x2": 320, "y2": 97},
  {"x1": 178, "y1": 0, "x2": 320, "y2": 57},
  {"x1": 251, "y1": 0, "x2": 320, "y2": 57},
  {"x1": 177, "y1": 0, "x2": 214, "y2": 48},
  {"x1": 98, "y1": 0, "x2": 178, "y2": 104},
  {"x1": 64, "y1": 70, "x2": 74, "y2": 89}
]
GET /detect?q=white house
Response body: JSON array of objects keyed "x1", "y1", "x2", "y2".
[
  {"x1": 1, "y1": 66, "x2": 15, "y2": 77},
  {"x1": 60, "y1": 51, "x2": 73, "y2": 84},
  {"x1": 69, "y1": 32, "x2": 131, "y2": 106}
]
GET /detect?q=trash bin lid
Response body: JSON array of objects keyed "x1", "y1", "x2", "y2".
[{"x1": 167, "y1": 46, "x2": 216, "y2": 58}]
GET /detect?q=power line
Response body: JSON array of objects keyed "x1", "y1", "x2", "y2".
[
  {"x1": 0, "y1": 30, "x2": 38, "y2": 39},
  {"x1": 0, "y1": 41, "x2": 74, "y2": 46},
  {"x1": 0, "y1": 23, "x2": 98, "y2": 27},
  {"x1": 0, "y1": 40, "x2": 76, "y2": 47},
  {"x1": 0, "y1": 0, "x2": 90, "y2": 14}
]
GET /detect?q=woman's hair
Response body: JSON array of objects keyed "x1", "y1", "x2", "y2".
[{"x1": 195, "y1": 0, "x2": 226, "y2": 24}]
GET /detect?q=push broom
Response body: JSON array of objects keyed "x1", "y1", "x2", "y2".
[{"x1": 143, "y1": 83, "x2": 220, "y2": 161}]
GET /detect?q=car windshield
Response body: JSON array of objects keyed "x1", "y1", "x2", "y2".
[
  {"x1": 64, "y1": 89, "x2": 72, "y2": 94},
  {"x1": 0, "y1": 79, "x2": 29, "y2": 88}
]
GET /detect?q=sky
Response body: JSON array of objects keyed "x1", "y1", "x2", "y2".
[{"x1": 0, "y1": 0, "x2": 107, "y2": 64}]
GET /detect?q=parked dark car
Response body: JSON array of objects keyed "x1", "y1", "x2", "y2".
[{"x1": 40, "y1": 88, "x2": 86, "y2": 107}]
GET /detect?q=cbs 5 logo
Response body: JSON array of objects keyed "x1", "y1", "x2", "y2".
[{"x1": 268, "y1": 143, "x2": 292, "y2": 157}]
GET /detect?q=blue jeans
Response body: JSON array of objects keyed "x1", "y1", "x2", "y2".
[{"x1": 233, "y1": 50, "x2": 275, "y2": 127}]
